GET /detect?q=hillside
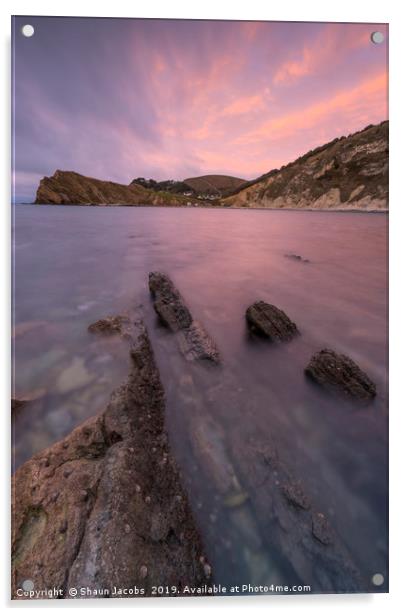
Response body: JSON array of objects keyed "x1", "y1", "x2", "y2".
[
  {"x1": 222, "y1": 121, "x2": 388, "y2": 211},
  {"x1": 183, "y1": 174, "x2": 246, "y2": 196},
  {"x1": 35, "y1": 171, "x2": 192, "y2": 206},
  {"x1": 129, "y1": 174, "x2": 246, "y2": 197}
]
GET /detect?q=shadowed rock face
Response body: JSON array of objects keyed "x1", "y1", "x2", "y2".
[
  {"x1": 11, "y1": 323, "x2": 208, "y2": 599},
  {"x1": 305, "y1": 349, "x2": 377, "y2": 401},
  {"x1": 222, "y1": 121, "x2": 388, "y2": 211},
  {"x1": 246, "y1": 301, "x2": 299, "y2": 341},
  {"x1": 149, "y1": 272, "x2": 220, "y2": 363}
]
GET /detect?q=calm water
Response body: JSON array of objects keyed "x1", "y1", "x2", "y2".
[{"x1": 12, "y1": 205, "x2": 388, "y2": 592}]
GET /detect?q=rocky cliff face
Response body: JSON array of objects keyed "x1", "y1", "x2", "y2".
[
  {"x1": 222, "y1": 121, "x2": 388, "y2": 211},
  {"x1": 35, "y1": 170, "x2": 191, "y2": 206}
]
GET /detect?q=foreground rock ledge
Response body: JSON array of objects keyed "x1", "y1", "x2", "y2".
[
  {"x1": 246, "y1": 301, "x2": 299, "y2": 341},
  {"x1": 149, "y1": 272, "x2": 220, "y2": 363},
  {"x1": 305, "y1": 348, "x2": 377, "y2": 401},
  {"x1": 12, "y1": 323, "x2": 208, "y2": 599}
]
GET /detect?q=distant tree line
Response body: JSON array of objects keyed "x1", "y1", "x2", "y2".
[{"x1": 131, "y1": 178, "x2": 196, "y2": 195}]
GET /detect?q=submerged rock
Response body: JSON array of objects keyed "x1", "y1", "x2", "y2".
[
  {"x1": 12, "y1": 323, "x2": 207, "y2": 599},
  {"x1": 285, "y1": 253, "x2": 310, "y2": 263},
  {"x1": 312, "y1": 512, "x2": 334, "y2": 546},
  {"x1": 282, "y1": 481, "x2": 310, "y2": 510},
  {"x1": 305, "y1": 349, "x2": 376, "y2": 401},
  {"x1": 56, "y1": 357, "x2": 94, "y2": 394},
  {"x1": 246, "y1": 301, "x2": 298, "y2": 341},
  {"x1": 11, "y1": 399, "x2": 27, "y2": 414},
  {"x1": 11, "y1": 388, "x2": 47, "y2": 414},
  {"x1": 228, "y1": 433, "x2": 362, "y2": 592},
  {"x1": 149, "y1": 272, "x2": 220, "y2": 363},
  {"x1": 179, "y1": 322, "x2": 220, "y2": 363},
  {"x1": 88, "y1": 315, "x2": 130, "y2": 336}
]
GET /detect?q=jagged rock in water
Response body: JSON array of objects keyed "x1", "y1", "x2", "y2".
[
  {"x1": 246, "y1": 301, "x2": 298, "y2": 341},
  {"x1": 88, "y1": 314, "x2": 130, "y2": 336},
  {"x1": 11, "y1": 323, "x2": 207, "y2": 599},
  {"x1": 148, "y1": 272, "x2": 193, "y2": 331},
  {"x1": 149, "y1": 272, "x2": 220, "y2": 363},
  {"x1": 305, "y1": 348, "x2": 376, "y2": 401}
]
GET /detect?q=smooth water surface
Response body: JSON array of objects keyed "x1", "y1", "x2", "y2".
[{"x1": 12, "y1": 205, "x2": 388, "y2": 591}]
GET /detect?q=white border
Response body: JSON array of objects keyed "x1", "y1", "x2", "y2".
[{"x1": 1, "y1": 1, "x2": 405, "y2": 614}]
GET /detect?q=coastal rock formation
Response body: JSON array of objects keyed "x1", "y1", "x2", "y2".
[
  {"x1": 222, "y1": 121, "x2": 388, "y2": 211},
  {"x1": 305, "y1": 349, "x2": 377, "y2": 401},
  {"x1": 149, "y1": 272, "x2": 220, "y2": 363},
  {"x1": 246, "y1": 301, "x2": 298, "y2": 341},
  {"x1": 34, "y1": 122, "x2": 387, "y2": 211},
  {"x1": 35, "y1": 170, "x2": 192, "y2": 206},
  {"x1": 12, "y1": 323, "x2": 208, "y2": 599}
]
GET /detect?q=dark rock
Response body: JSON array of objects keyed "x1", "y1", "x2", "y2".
[
  {"x1": 12, "y1": 323, "x2": 207, "y2": 599},
  {"x1": 11, "y1": 399, "x2": 27, "y2": 414},
  {"x1": 11, "y1": 388, "x2": 47, "y2": 414},
  {"x1": 285, "y1": 253, "x2": 310, "y2": 263},
  {"x1": 305, "y1": 348, "x2": 376, "y2": 401},
  {"x1": 88, "y1": 315, "x2": 130, "y2": 336},
  {"x1": 149, "y1": 272, "x2": 220, "y2": 363},
  {"x1": 246, "y1": 301, "x2": 298, "y2": 341},
  {"x1": 149, "y1": 272, "x2": 192, "y2": 331}
]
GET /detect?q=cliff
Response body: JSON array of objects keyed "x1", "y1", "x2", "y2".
[
  {"x1": 222, "y1": 121, "x2": 388, "y2": 211},
  {"x1": 35, "y1": 170, "x2": 192, "y2": 206},
  {"x1": 34, "y1": 121, "x2": 388, "y2": 210}
]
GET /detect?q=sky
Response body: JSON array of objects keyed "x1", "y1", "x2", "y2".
[{"x1": 12, "y1": 17, "x2": 388, "y2": 202}]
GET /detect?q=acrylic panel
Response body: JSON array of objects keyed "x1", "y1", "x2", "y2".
[{"x1": 11, "y1": 16, "x2": 388, "y2": 600}]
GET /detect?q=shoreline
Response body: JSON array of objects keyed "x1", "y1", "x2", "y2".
[{"x1": 17, "y1": 203, "x2": 389, "y2": 214}]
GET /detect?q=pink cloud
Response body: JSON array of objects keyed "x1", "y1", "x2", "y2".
[
  {"x1": 14, "y1": 18, "x2": 388, "y2": 200},
  {"x1": 237, "y1": 72, "x2": 387, "y2": 145},
  {"x1": 273, "y1": 23, "x2": 382, "y2": 85}
]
